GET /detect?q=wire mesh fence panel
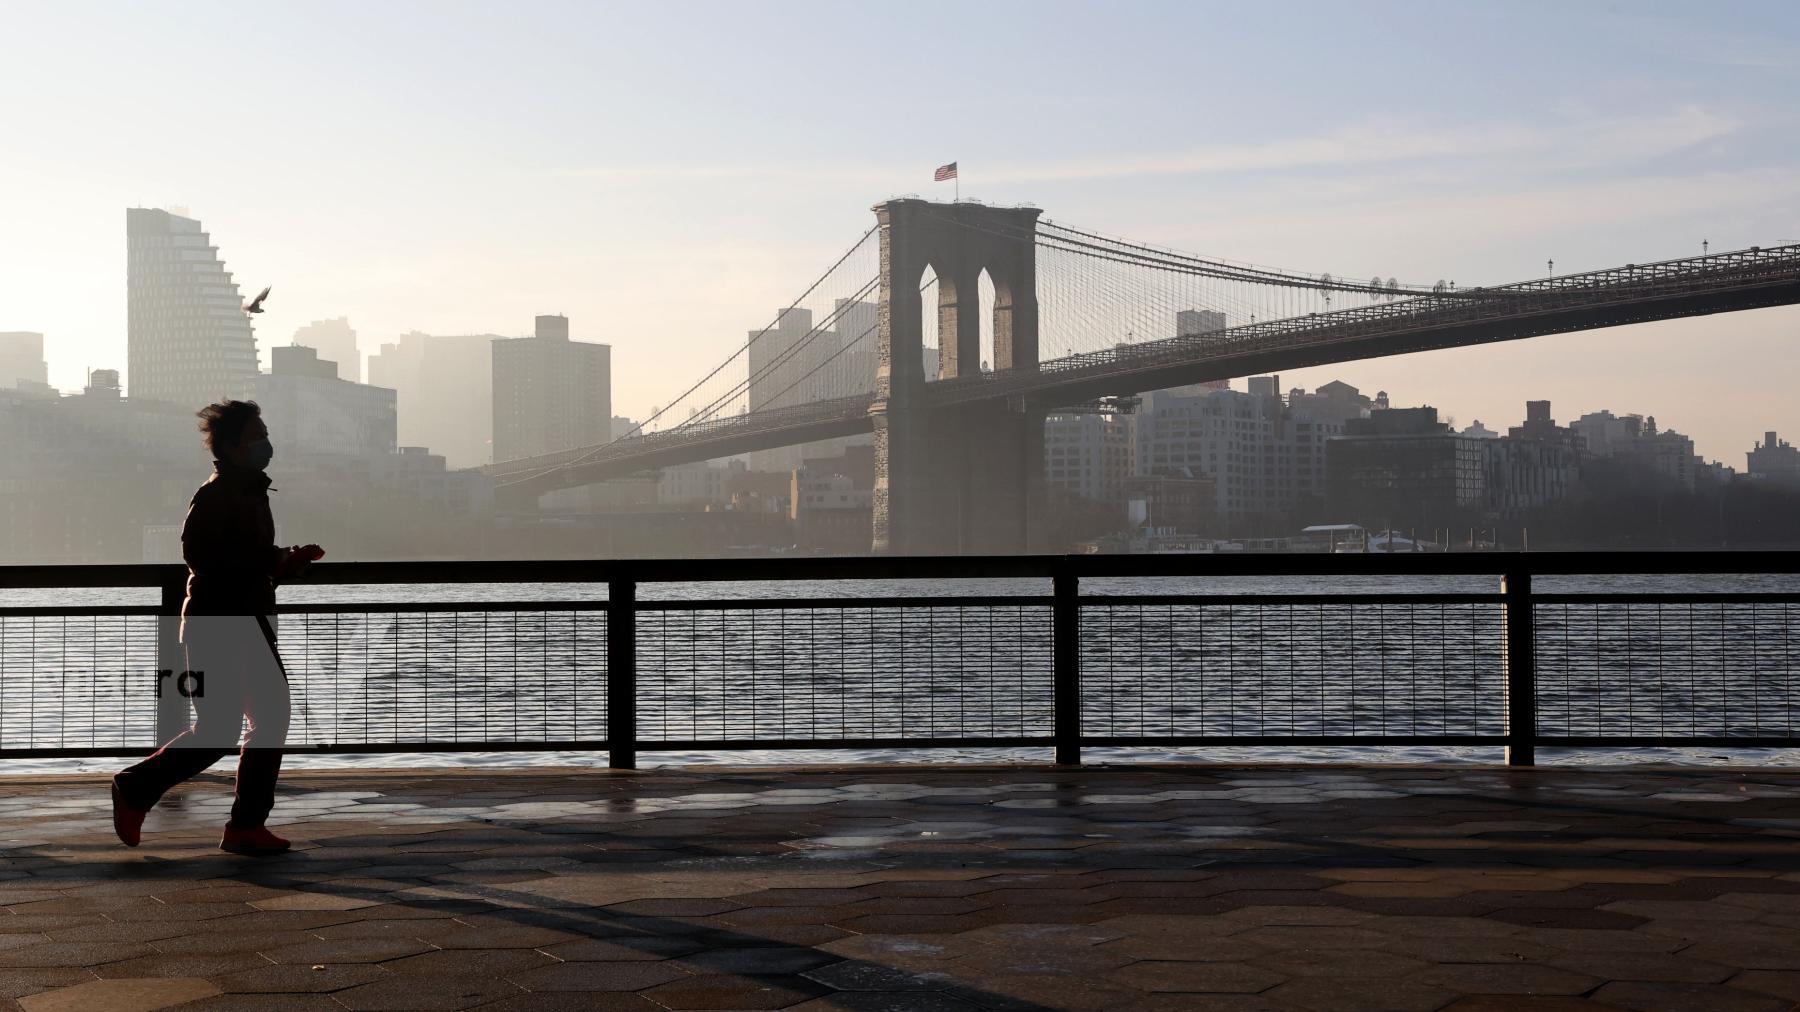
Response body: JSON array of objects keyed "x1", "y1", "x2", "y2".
[
  {"x1": 1081, "y1": 601, "x2": 1505, "y2": 738},
  {"x1": 635, "y1": 604, "x2": 1054, "y2": 742},
  {"x1": 0, "y1": 614, "x2": 162, "y2": 751},
  {"x1": 1535, "y1": 601, "x2": 1800, "y2": 739},
  {"x1": 278, "y1": 610, "x2": 607, "y2": 748}
]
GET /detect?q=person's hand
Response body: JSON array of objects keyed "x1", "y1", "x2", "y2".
[{"x1": 276, "y1": 545, "x2": 325, "y2": 580}]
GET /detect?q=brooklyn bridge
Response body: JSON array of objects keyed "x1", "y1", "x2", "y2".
[{"x1": 483, "y1": 199, "x2": 1800, "y2": 552}]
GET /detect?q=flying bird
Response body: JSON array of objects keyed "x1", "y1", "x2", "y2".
[{"x1": 244, "y1": 286, "x2": 272, "y2": 314}]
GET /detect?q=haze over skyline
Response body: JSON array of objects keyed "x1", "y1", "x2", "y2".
[{"x1": 3, "y1": 0, "x2": 1798, "y2": 463}]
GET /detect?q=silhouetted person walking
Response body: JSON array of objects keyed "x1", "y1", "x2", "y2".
[{"x1": 112, "y1": 400, "x2": 323, "y2": 855}]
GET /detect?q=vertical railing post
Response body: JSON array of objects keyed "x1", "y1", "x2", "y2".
[
  {"x1": 607, "y1": 579, "x2": 638, "y2": 770},
  {"x1": 155, "y1": 569, "x2": 189, "y2": 744},
  {"x1": 1053, "y1": 567, "x2": 1081, "y2": 765},
  {"x1": 1502, "y1": 570, "x2": 1536, "y2": 767}
]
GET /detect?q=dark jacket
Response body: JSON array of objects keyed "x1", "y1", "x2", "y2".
[{"x1": 180, "y1": 461, "x2": 283, "y2": 635}]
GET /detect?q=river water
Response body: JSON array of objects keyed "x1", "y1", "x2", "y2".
[{"x1": 3, "y1": 572, "x2": 1797, "y2": 773}]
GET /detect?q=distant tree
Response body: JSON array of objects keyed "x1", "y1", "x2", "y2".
[
  {"x1": 1370, "y1": 276, "x2": 1382, "y2": 294},
  {"x1": 1386, "y1": 278, "x2": 1400, "y2": 299},
  {"x1": 1432, "y1": 279, "x2": 1447, "y2": 294}
]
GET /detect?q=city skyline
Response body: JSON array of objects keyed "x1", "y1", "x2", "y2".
[{"x1": 3, "y1": 1, "x2": 1798, "y2": 464}]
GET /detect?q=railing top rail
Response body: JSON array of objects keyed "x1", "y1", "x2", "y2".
[{"x1": 5, "y1": 551, "x2": 1800, "y2": 590}]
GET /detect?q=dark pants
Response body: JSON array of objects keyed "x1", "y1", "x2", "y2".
[{"x1": 117, "y1": 616, "x2": 291, "y2": 829}]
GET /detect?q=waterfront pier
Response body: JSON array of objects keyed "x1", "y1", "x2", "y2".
[
  {"x1": 2, "y1": 764, "x2": 1800, "y2": 1010},
  {"x1": 3, "y1": 552, "x2": 1799, "y2": 1008}
]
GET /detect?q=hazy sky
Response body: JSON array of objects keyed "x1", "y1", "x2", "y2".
[{"x1": 3, "y1": 0, "x2": 1797, "y2": 463}]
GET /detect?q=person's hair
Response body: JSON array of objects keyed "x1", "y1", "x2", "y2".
[{"x1": 196, "y1": 399, "x2": 263, "y2": 456}]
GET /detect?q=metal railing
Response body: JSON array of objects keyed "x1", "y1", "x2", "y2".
[{"x1": 2, "y1": 553, "x2": 1798, "y2": 765}]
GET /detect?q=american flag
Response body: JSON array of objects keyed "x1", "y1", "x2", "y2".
[{"x1": 933, "y1": 161, "x2": 958, "y2": 182}]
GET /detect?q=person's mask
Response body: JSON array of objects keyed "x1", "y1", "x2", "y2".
[{"x1": 244, "y1": 439, "x2": 274, "y2": 471}]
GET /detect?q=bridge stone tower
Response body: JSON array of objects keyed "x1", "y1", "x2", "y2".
[{"x1": 870, "y1": 199, "x2": 1045, "y2": 555}]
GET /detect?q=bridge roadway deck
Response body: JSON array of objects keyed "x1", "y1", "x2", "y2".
[{"x1": 1, "y1": 764, "x2": 1799, "y2": 1011}]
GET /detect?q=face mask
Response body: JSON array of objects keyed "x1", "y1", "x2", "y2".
[{"x1": 243, "y1": 438, "x2": 274, "y2": 471}]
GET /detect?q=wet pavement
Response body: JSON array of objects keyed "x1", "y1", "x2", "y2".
[{"x1": 0, "y1": 764, "x2": 1798, "y2": 1011}]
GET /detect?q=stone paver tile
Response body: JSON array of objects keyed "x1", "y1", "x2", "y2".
[
  {"x1": 1599, "y1": 900, "x2": 1761, "y2": 921},
  {"x1": 151, "y1": 930, "x2": 321, "y2": 954},
  {"x1": 1683, "y1": 942, "x2": 1800, "y2": 970},
  {"x1": 538, "y1": 936, "x2": 703, "y2": 961},
  {"x1": 258, "y1": 938, "x2": 436, "y2": 964},
  {"x1": 1250, "y1": 947, "x2": 1431, "y2": 979},
  {"x1": 470, "y1": 994, "x2": 665, "y2": 1012},
  {"x1": 250, "y1": 893, "x2": 382, "y2": 912},
  {"x1": 309, "y1": 918, "x2": 471, "y2": 942},
  {"x1": 828, "y1": 913, "x2": 990, "y2": 935},
  {"x1": 1108, "y1": 960, "x2": 1285, "y2": 994},
  {"x1": 0, "y1": 942, "x2": 157, "y2": 968},
  {"x1": 1515, "y1": 929, "x2": 1683, "y2": 953},
  {"x1": 1590, "y1": 980, "x2": 1794, "y2": 1012},
  {"x1": 1096, "y1": 934, "x2": 1270, "y2": 962},
  {"x1": 682, "y1": 946, "x2": 840, "y2": 974},
  {"x1": 638, "y1": 974, "x2": 830, "y2": 1010},
  {"x1": 333, "y1": 974, "x2": 523, "y2": 1011},
  {"x1": 817, "y1": 934, "x2": 960, "y2": 967},
  {"x1": 1716, "y1": 893, "x2": 1800, "y2": 915},
  {"x1": 800, "y1": 960, "x2": 957, "y2": 991},
  {"x1": 1634, "y1": 919, "x2": 1800, "y2": 947},
  {"x1": 788, "y1": 993, "x2": 983, "y2": 1012},
  {"x1": 95, "y1": 951, "x2": 275, "y2": 979},
  {"x1": 162, "y1": 995, "x2": 357, "y2": 1011},
  {"x1": 600, "y1": 898, "x2": 743, "y2": 917},
  {"x1": 0, "y1": 968, "x2": 96, "y2": 1002},
  {"x1": 430, "y1": 926, "x2": 582, "y2": 949},
  {"x1": 14, "y1": 977, "x2": 217, "y2": 1012},
  {"x1": 384, "y1": 947, "x2": 558, "y2": 977},
  {"x1": 507, "y1": 960, "x2": 689, "y2": 992},
  {"x1": 1487, "y1": 907, "x2": 1649, "y2": 931},
  {"x1": 1117, "y1": 997, "x2": 1293, "y2": 1012},
  {"x1": 1261, "y1": 977, "x2": 1454, "y2": 1012},
  {"x1": 947, "y1": 943, "x2": 1132, "y2": 978},
  {"x1": 1353, "y1": 914, "x2": 1521, "y2": 938},
  {"x1": 1328, "y1": 881, "x2": 1471, "y2": 898},
  {"x1": 1729, "y1": 970, "x2": 1800, "y2": 1002},
  {"x1": 1411, "y1": 962, "x2": 1603, "y2": 996},
  {"x1": 214, "y1": 963, "x2": 388, "y2": 994},
  {"x1": 1217, "y1": 905, "x2": 1374, "y2": 927},
  {"x1": 1376, "y1": 934, "x2": 1558, "y2": 963},
  {"x1": 1547, "y1": 950, "x2": 1734, "y2": 983},
  {"x1": 1439, "y1": 999, "x2": 1626, "y2": 1011},
  {"x1": 943, "y1": 974, "x2": 1142, "y2": 1011},
  {"x1": 40, "y1": 922, "x2": 192, "y2": 945},
  {"x1": 1234, "y1": 925, "x2": 1392, "y2": 950}
]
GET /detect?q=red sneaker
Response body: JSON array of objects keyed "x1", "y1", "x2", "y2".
[
  {"x1": 219, "y1": 825, "x2": 291, "y2": 856},
  {"x1": 110, "y1": 778, "x2": 146, "y2": 848}
]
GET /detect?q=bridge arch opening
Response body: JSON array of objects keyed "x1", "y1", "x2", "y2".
[
  {"x1": 978, "y1": 267, "x2": 996, "y2": 373},
  {"x1": 918, "y1": 263, "x2": 940, "y2": 379}
]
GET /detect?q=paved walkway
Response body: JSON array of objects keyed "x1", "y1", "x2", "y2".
[{"x1": 0, "y1": 764, "x2": 1798, "y2": 1011}]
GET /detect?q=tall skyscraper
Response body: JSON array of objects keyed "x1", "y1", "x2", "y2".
[
  {"x1": 1044, "y1": 412, "x2": 1134, "y2": 509},
  {"x1": 1176, "y1": 309, "x2": 1227, "y2": 337},
  {"x1": 746, "y1": 299, "x2": 889, "y2": 473},
  {"x1": 291, "y1": 317, "x2": 361, "y2": 382},
  {"x1": 491, "y1": 315, "x2": 612, "y2": 463},
  {"x1": 367, "y1": 331, "x2": 499, "y2": 468},
  {"x1": 0, "y1": 332, "x2": 49, "y2": 390},
  {"x1": 126, "y1": 208, "x2": 258, "y2": 409}
]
